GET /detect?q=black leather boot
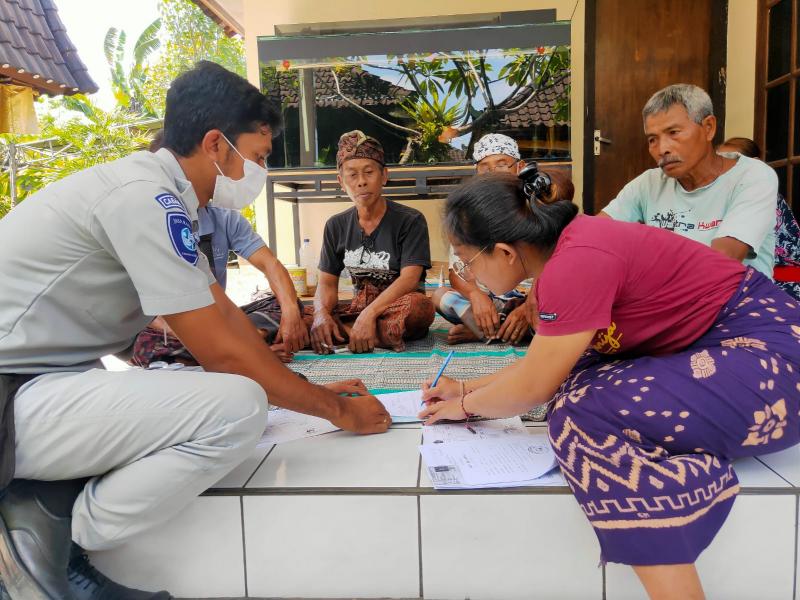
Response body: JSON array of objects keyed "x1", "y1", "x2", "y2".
[
  {"x1": 68, "y1": 544, "x2": 171, "y2": 600},
  {"x1": 0, "y1": 479, "x2": 79, "y2": 599}
]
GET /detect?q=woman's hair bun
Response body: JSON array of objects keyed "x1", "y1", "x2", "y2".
[{"x1": 518, "y1": 162, "x2": 553, "y2": 205}]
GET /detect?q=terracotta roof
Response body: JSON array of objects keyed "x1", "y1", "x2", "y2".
[
  {"x1": 0, "y1": 0, "x2": 97, "y2": 96},
  {"x1": 264, "y1": 66, "x2": 413, "y2": 109},
  {"x1": 498, "y1": 73, "x2": 570, "y2": 128}
]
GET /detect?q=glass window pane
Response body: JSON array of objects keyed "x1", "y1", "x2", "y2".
[
  {"x1": 261, "y1": 30, "x2": 571, "y2": 168},
  {"x1": 766, "y1": 82, "x2": 790, "y2": 162},
  {"x1": 768, "y1": 0, "x2": 791, "y2": 81}
]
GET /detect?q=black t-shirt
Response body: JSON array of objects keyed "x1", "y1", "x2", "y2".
[{"x1": 319, "y1": 201, "x2": 431, "y2": 289}]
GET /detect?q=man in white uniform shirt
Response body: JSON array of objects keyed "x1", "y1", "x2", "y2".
[{"x1": 0, "y1": 61, "x2": 389, "y2": 600}]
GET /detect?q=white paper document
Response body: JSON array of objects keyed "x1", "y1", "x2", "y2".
[
  {"x1": 257, "y1": 408, "x2": 340, "y2": 447},
  {"x1": 419, "y1": 434, "x2": 562, "y2": 489},
  {"x1": 374, "y1": 390, "x2": 424, "y2": 423},
  {"x1": 422, "y1": 417, "x2": 529, "y2": 444}
]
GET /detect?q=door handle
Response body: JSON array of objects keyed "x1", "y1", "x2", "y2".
[{"x1": 594, "y1": 130, "x2": 612, "y2": 155}]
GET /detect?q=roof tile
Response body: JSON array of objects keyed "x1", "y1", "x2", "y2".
[{"x1": 0, "y1": 0, "x2": 97, "y2": 94}]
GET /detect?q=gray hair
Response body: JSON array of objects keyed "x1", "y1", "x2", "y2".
[{"x1": 642, "y1": 84, "x2": 714, "y2": 124}]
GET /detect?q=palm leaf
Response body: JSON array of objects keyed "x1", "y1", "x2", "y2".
[
  {"x1": 134, "y1": 18, "x2": 162, "y2": 66},
  {"x1": 103, "y1": 28, "x2": 119, "y2": 66},
  {"x1": 115, "y1": 30, "x2": 127, "y2": 67}
]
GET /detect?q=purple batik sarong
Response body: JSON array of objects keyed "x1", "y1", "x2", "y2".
[{"x1": 547, "y1": 268, "x2": 800, "y2": 565}]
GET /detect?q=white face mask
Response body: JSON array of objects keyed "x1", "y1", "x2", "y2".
[{"x1": 212, "y1": 133, "x2": 268, "y2": 210}]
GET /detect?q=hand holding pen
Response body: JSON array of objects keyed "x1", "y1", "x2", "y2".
[{"x1": 420, "y1": 350, "x2": 460, "y2": 405}]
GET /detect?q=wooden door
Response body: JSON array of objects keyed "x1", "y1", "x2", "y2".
[{"x1": 583, "y1": 0, "x2": 727, "y2": 215}]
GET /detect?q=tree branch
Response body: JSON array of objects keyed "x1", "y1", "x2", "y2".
[
  {"x1": 330, "y1": 69, "x2": 419, "y2": 135},
  {"x1": 478, "y1": 55, "x2": 495, "y2": 109},
  {"x1": 495, "y1": 55, "x2": 536, "y2": 110},
  {"x1": 452, "y1": 60, "x2": 474, "y2": 126},
  {"x1": 465, "y1": 55, "x2": 491, "y2": 108}
]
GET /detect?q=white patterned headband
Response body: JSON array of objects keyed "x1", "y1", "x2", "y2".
[{"x1": 473, "y1": 134, "x2": 521, "y2": 163}]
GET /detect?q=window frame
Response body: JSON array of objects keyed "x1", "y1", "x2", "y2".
[{"x1": 755, "y1": 0, "x2": 798, "y2": 214}]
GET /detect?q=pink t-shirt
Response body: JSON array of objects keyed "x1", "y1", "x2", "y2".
[{"x1": 534, "y1": 215, "x2": 745, "y2": 356}]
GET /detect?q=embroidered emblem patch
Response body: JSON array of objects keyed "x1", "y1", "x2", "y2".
[
  {"x1": 539, "y1": 312, "x2": 558, "y2": 322},
  {"x1": 166, "y1": 212, "x2": 198, "y2": 265},
  {"x1": 155, "y1": 193, "x2": 183, "y2": 211}
]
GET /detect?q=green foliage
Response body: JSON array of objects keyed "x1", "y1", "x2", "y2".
[
  {"x1": 0, "y1": 96, "x2": 153, "y2": 217},
  {"x1": 141, "y1": 0, "x2": 245, "y2": 116},
  {"x1": 400, "y1": 86, "x2": 459, "y2": 163},
  {"x1": 104, "y1": 19, "x2": 162, "y2": 117},
  {"x1": 0, "y1": 0, "x2": 244, "y2": 219}
]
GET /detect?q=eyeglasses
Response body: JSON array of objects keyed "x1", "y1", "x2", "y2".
[
  {"x1": 476, "y1": 162, "x2": 516, "y2": 174},
  {"x1": 452, "y1": 246, "x2": 488, "y2": 281}
]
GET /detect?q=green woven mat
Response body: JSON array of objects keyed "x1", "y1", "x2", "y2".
[{"x1": 292, "y1": 316, "x2": 548, "y2": 421}]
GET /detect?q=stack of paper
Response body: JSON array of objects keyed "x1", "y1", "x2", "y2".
[
  {"x1": 422, "y1": 417, "x2": 530, "y2": 444},
  {"x1": 374, "y1": 390, "x2": 425, "y2": 423},
  {"x1": 419, "y1": 421, "x2": 563, "y2": 489},
  {"x1": 257, "y1": 408, "x2": 340, "y2": 447}
]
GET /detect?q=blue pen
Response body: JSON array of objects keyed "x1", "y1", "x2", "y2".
[{"x1": 423, "y1": 350, "x2": 455, "y2": 408}]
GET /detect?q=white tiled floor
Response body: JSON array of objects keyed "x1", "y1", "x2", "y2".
[
  {"x1": 246, "y1": 428, "x2": 422, "y2": 488},
  {"x1": 606, "y1": 494, "x2": 798, "y2": 600},
  {"x1": 213, "y1": 444, "x2": 273, "y2": 488},
  {"x1": 420, "y1": 494, "x2": 602, "y2": 600},
  {"x1": 90, "y1": 496, "x2": 246, "y2": 598},
  {"x1": 733, "y1": 456, "x2": 795, "y2": 488},
  {"x1": 759, "y1": 445, "x2": 800, "y2": 486},
  {"x1": 243, "y1": 495, "x2": 420, "y2": 598}
]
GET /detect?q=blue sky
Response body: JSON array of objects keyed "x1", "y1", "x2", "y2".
[{"x1": 57, "y1": 0, "x2": 160, "y2": 110}]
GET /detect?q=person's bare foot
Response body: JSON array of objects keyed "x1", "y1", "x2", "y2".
[{"x1": 446, "y1": 324, "x2": 481, "y2": 345}]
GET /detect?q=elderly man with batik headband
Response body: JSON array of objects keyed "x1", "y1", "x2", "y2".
[{"x1": 309, "y1": 130, "x2": 435, "y2": 354}]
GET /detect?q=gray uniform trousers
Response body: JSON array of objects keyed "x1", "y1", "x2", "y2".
[{"x1": 12, "y1": 368, "x2": 267, "y2": 551}]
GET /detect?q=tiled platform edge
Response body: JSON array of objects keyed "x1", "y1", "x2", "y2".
[{"x1": 89, "y1": 428, "x2": 800, "y2": 600}]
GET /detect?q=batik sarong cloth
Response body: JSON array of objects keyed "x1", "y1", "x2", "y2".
[
  {"x1": 307, "y1": 280, "x2": 435, "y2": 352},
  {"x1": 547, "y1": 268, "x2": 800, "y2": 565},
  {"x1": 129, "y1": 292, "x2": 302, "y2": 367}
]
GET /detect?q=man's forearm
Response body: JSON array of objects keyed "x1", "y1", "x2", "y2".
[
  {"x1": 313, "y1": 277, "x2": 340, "y2": 317},
  {"x1": 168, "y1": 289, "x2": 344, "y2": 420},
  {"x1": 249, "y1": 249, "x2": 301, "y2": 313}
]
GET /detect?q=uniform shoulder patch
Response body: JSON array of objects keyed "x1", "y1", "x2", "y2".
[
  {"x1": 155, "y1": 193, "x2": 184, "y2": 211},
  {"x1": 166, "y1": 212, "x2": 198, "y2": 265}
]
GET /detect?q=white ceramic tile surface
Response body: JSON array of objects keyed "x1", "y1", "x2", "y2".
[
  {"x1": 420, "y1": 495, "x2": 602, "y2": 600},
  {"x1": 90, "y1": 496, "x2": 245, "y2": 598},
  {"x1": 758, "y1": 445, "x2": 800, "y2": 486},
  {"x1": 212, "y1": 444, "x2": 273, "y2": 488},
  {"x1": 247, "y1": 428, "x2": 422, "y2": 488},
  {"x1": 244, "y1": 495, "x2": 419, "y2": 598},
  {"x1": 606, "y1": 495, "x2": 797, "y2": 600},
  {"x1": 733, "y1": 456, "x2": 793, "y2": 488}
]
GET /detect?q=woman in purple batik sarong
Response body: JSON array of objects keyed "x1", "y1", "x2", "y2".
[{"x1": 419, "y1": 171, "x2": 800, "y2": 600}]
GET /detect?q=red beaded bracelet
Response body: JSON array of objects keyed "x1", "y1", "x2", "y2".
[{"x1": 459, "y1": 380, "x2": 475, "y2": 420}]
